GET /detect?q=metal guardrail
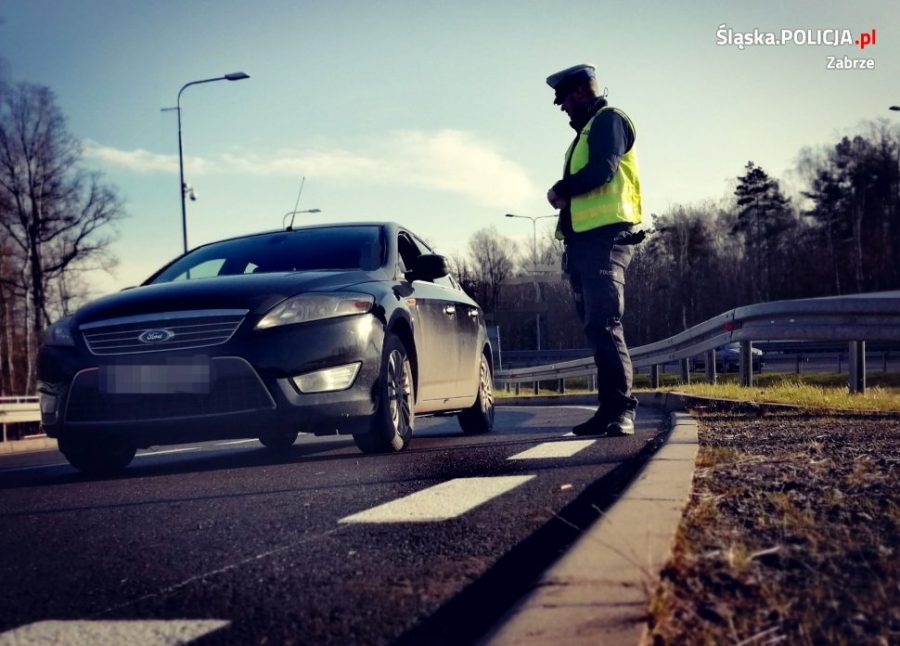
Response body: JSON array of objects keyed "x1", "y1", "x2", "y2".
[
  {"x1": 0, "y1": 396, "x2": 41, "y2": 442},
  {"x1": 495, "y1": 291, "x2": 900, "y2": 394}
]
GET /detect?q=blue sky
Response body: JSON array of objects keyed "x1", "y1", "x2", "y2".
[{"x1": 2, "y1": 0, "x2": 897, "y2": 294}]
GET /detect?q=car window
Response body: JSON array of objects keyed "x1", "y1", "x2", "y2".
[
  {"x1": 150, "y1": 226, "x2": 384, "y2": 284},
  {"x1": 170, "y1": 258, "x2": 226, "y2": 282},
  {"x1": 397, "y1": 233, "x2": 421, "y2": 274}
]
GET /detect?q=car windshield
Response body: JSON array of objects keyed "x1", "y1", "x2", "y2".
[{"x1": 149, "y1": 226, "x2": 384, "y2": 284}]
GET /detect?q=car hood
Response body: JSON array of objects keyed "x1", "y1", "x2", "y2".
[{"x1": 74, "y1": 271, "x2": 376, "y2": 325}]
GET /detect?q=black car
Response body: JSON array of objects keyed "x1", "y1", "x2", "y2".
[
  {"x1": 692, "y1": 343, "x2": 765, "y2": 372},
  {"x1": 38, "y1": 222, "x2": 494, "y2": 474}
]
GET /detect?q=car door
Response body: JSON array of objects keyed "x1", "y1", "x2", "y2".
[
  {"x1": 397, "y1": 233, "x2": 461, "y2": 403},
  {"x1": 414, "y1": 238, "x2": 482, "y2": 399}
]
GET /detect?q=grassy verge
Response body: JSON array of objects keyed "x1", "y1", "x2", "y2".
[
  {"x1": 645, "y1": 411, "x2": 900, "y2": 644},
  {"x1": 659, "y1": 377, "x2": 900, "y2": 412},
  {"x1": 495, "y1": 372, "x2": 900, "y2": 411}
]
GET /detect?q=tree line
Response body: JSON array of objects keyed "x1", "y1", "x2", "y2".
[{"x1": 457, "y1": 120, "x2": 900, "y2": 352}]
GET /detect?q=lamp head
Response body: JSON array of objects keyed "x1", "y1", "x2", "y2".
[{"x1": 225, "y1": 72, "x2": 250, "y2": 81}]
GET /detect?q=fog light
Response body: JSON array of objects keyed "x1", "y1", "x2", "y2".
[{"x1": 292, "y1": 363, "x2": 361, "y2": 393}]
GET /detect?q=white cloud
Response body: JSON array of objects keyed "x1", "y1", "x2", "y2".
[
  {"x1": 83, "y1": 141, "x2": 211, "y2": 175},
  {"x1": 84, "y1": 130, "x2": 540, "y2": 210},
  {"x1": 219, "y1": 149, "x2": 381, "y2": 179},
  {"x1": 388, "y1": 130, "x2": 538, "y2": 210}
]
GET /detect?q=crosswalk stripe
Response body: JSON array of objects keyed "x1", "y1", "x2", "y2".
[
  {"x1": 338, "y1": 476, "x2": 535, "y2": 524},
  {"x1": 508, "y1": 440, "x2": 596, "y2": 460},
  {"x1": 0, "y1": 619, "x2": 229, "y2": 645}
]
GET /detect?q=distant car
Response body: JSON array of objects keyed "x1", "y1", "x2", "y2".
[
  {"x1": 38, "y1": 222, "x2": 495, "y2": 475},
  {"x1": 692, "y1": 343, "x2": 764, "y2": 372}
]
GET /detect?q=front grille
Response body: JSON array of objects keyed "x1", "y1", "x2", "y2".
[
  {"x1": 81, "y1": 309, "x2": 247, "y2": 355},
  {"x1": 65, "y1": 357, "x2": 275, "y2": 423}
]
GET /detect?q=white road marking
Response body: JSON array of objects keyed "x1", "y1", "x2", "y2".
[
  {"x1": 338, "y1": 476, "x2": 535, "y2": 524},
  {"x1": 507, "y1": 440, "x2": 596, "y2": 460},
  {"x1": 0, "y1": 619, "x2": 229, "y2": 645},
  {"x1": 215, "y1": 439, "x2": 260, "y2": 446},
  {"x1": 135, "y1": 447, "x2": 201, "y2": 458}
]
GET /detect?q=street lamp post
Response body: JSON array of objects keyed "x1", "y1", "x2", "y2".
[
  {"x1": 505, "y1": 213, "x2": 557, "y2": 271},
  {"x1": 504, "y1": 212, "x2": 558, "y2": 351},
  {"x1": 164, "y1": 72, "x2": 250, "y2": 254}
]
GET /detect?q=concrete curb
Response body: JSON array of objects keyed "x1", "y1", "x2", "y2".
[
  {"x1": 485, "y1": 410, "x2": 700, "y2": 645},
  {"x1": 0, "y1": 436, "x2": 58, "y2": 455}
]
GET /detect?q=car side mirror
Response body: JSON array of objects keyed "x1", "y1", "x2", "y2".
[{"x1": 406, "y1": 254, "x2": 450, "y2": 282}]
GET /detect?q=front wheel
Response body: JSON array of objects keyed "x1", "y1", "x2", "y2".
[
  {"x1": 458, "y1": 354, "x2": 494, "y2": 435},
  {"x1": 58, "y1": 434, "x2": 136, "y2": 476},
  {"x1": 353, "y1": 334, "x2": 414, "y2": 454}
]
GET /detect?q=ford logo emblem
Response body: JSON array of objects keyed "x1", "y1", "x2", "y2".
[{"x1": 138, "y1": 329, "x2": 175, "y2": 344}]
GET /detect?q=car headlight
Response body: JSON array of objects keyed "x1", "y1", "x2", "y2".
[
  {"x1": 256, "y1": 292, "x2": 375, "y2": 330},
  {"x1": 43, "y1": 318, "x2": 76, "y2": 347}
]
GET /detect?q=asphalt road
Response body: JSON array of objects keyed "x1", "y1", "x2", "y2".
[{"x1": 0, "y1": 405, "x2": 666, "y2": 645}]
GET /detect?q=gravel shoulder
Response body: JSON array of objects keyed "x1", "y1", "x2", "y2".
[{"x1": 645, "y1": 409, "x2": 899, "y2": 645}]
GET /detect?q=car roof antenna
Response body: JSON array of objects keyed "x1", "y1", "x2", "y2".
[{"x1": 285, "y1": 176, "x2": 306, "y2": 231}]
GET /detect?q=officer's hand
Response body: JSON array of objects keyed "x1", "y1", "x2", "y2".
[{"x1": 547, "y1": 188, "x2": 567, "y2": 209}]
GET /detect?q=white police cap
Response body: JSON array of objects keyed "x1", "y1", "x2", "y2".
[{"x1": 546, "y1": 64, "x2": 596, "y2": 104}]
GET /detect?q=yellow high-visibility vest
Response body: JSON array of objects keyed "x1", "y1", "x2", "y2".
[{"x1": 558, "y1": 107, "x2": 642, "y2": 238}]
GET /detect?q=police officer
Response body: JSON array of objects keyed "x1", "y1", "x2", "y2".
[{"x1": 546, "y1": 64, "x2": 643, "y2": 436}]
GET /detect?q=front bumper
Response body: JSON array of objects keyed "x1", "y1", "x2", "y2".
[{"x1": 39, "y1": 314, "x2": 385, "y2": 447}]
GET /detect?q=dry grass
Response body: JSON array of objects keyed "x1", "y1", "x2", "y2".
[
  {"x1": 662, "y1": 377, "x2": 900, "y2": 412},
  {"x1": 645, "y1": 412, "x2": 900, "y2": 645}
]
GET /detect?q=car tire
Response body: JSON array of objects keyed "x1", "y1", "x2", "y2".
[
  {"x1": 353, "y1": 334, "x2": 414, "y2": 454},
  {"x1": 458, "y1": 354, "x2": 494, "y2": 435},
  {"x1": 58, "y1": 434, "x2": 136, "y2": 476},
  {"x1": 259, "y1": 431, "x2": 299, "y2": 452}
]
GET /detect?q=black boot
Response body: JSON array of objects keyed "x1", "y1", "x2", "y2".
[
  {"x1": 572, "y1": 409, "x2": 609, "y2": 436},
  {"x1": 606, "y1": 410, "x2": 635, "y2": 436}
]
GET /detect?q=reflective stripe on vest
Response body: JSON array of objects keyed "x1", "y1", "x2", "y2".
[{"x1": 562, "y1": 107, "x2": 642, "y2": 235}]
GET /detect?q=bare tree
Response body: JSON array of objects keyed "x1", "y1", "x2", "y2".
[
  {"x1": 0, "y1": 81, "x2": 125, "y2": 392},
  {"x1": 466, "y1": 227, "x2": 517, "y2": 314}
]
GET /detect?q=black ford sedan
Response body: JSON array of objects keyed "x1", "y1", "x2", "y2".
[{"x1": 38, "y1": 222, "x2": 494, "y2": 474}]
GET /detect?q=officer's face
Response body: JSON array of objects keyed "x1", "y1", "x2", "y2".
[{"x1": 559, "y1": 86, "x2": 590, "y2": 119}]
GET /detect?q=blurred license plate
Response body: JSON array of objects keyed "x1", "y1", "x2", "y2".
[{"x1": 99, "y1": 360, "x2": 211, "y2": 394}]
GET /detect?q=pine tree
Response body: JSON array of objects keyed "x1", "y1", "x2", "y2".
[{"x1": 732, "y1": 162, "x2": 795, "y2": 301}]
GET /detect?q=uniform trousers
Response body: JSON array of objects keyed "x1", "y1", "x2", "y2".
[{"x1": 565, "y1": 225, "x2": 638, "y2": 416}]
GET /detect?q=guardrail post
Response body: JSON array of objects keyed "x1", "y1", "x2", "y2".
[
  {"x1": 515, "y1": 382, "x2": 520, "y2": 396},
  {"x1": 590, "y1": 374, "x2": 596, "y2": 392},
  {"x1": 849, "y1": 341, "x2": 866, "y2": 394},
  {"x1": 533, "y1": 381, "x2": 539, "y2": 395},
  {"x1": 795, "y1": 354, "x2": 802, "y2": 374},
  {"x1": 884, "y1": 351, "x2": 889, "y2": 373},
  {"x1": 705, "y1": 350, "x2": 716, "y2": 384},
  {"x1": 559, "y1": 378, "x2": 566, "y2": 394},
  {"x1": 679, "y1": 358, "x2": 691, "y2": 384},
  {"x1": 740, "y1": 340, "x2": 753, "y2": 387},
  {"x1": 650, "y1": 364, "x2": 660, "y2": 388}
]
